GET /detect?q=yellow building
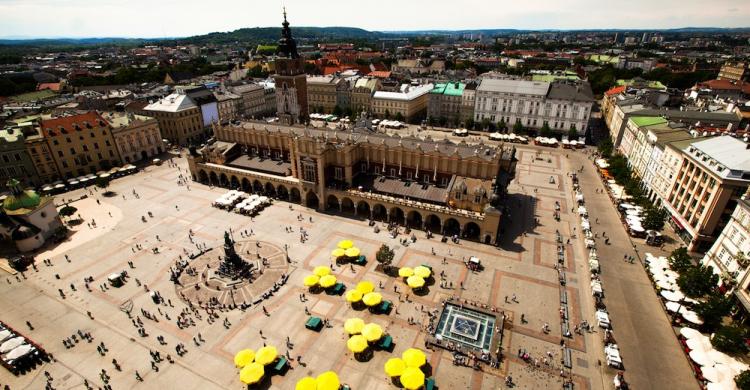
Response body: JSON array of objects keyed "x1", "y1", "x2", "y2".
[
  {"x1": 307, "y1": 75, "x2": 341, "y2": 114},
  {"x1": 371, "y1": 84, "x2": 433, "y2": 122},
  {"x1": 144, "y1": 93, "x2": 204, "y2": 146},
  {"x1": 104, "y1": 112, "x2": 166, "y2": 164}
]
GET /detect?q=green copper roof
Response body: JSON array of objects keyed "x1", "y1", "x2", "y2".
[
  {"x1": 616, "y1": 79, "x2": 667, "y2": 89},
  {"x1": 531, "y1": 74, "x2": 581, "y2": 83},
  {"x1": 630, "y1": 116, "x2": 668, "y2": 127},
  {"x1": 3, "y1": 190, "x2": 41, "y2": 212},
  {"x1": 431, "y1": 82, "x2": 465, "y2": 96}
]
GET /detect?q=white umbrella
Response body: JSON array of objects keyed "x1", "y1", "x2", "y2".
[
  {"x1": 729, "y1": 360, "x2": 750, "y2": 374},
  {"x1": 702, "y1": 366, "x2": 728, "y2": 383},
  {"x1": 0, "y1": 337, "x2": 25, "y2": 353},
  {"x1": 686, "y1": 336, "x2": 711, "y2": 352},
  {"x1": 689, "y1": 349, "x2": 713, "y2": 366},
  {"x1": 680, "y1": 327, "x2": 703, "y2": 339},
  {"x1": 657, "y1": 279, "x2": 676, "y2": 291},
  {"x1": 707, "y1": 379, "x2": 738, "y2": 390},
  {"x1": 682, "y1": 310, "x2": 704, "y2": 325},
  {"x1": 661, "y1": 290, "x2": 685, "y2": 302},
  {"x1": 0, "y1": 329, "x2": 12, "y2": 341},
  {"x1": 708, "y1": 350, "x2": 734, "y2": 366},
  {"x1": 666, "y1": 301, "x2": 685, "y2": 313},
  {"x1": 5, "y1": 344, "x2": 32, "y2": 360}
]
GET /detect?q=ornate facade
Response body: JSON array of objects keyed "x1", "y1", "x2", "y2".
[
  {"x1": 273, "y1": 9, "x2": 308, "y2": 125},
  {"x1": 188, "y1": 119, "x2": 517, "y2": 245}
]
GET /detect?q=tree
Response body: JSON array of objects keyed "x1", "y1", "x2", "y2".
[
  {"x1": 497, "y1": 119, "x2": 507, "y2": 132},
  {"x1": 513, "y1": 120, "x2": 524, "y2": 134},
  {"x1": 384, "y1": 109, "x2": 391, "y2": 119},
  {"x1": 598, "y1": 139, "x2": 614, "y2": 158},
  {"x1": 332, "y1": 105, "x2": 342, "y2": 116},
  {"x1": 540, "y1": 122, "x2": 552, "y2": 137},
  {"x1": 643, "y1": 206, "x2": 668, "y2": 231},
  {"x1": 59, "y1": 205, "x2": 78, "y2": 218},
  {"x1": 736, "y1": 371, "x2": 750, "y2": 390},
  {"x1": 376, "y1": 244, "x2": 395, "y2": 273},
  {"x1": 668, "y1": 247, "x2": 694, "y2": 273},
  {"x1": 712, "y1": 325, "x2": 749, "y2": 354},
  {"x1": 677, "y1": 265, "x2": 719, "y2": 298},
  {"x1": 96, "y1": 176, "x2": 110, "y2": 190},
  {"x1": 695, "y1": 294, "x2": 733, "y2": 331},
  {"x1": 568, "y1": 125, "x2": 578, "y2": 140},
  {"x1": 394, "y1": 112, "x2": 404, "y2": 122},
  {"x1": 464, "y1": 118, "x2": 475, "y2": 130}
]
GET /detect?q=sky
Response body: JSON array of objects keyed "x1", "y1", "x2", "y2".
[{"x1": 0, "y1": 0, "x2": 749, "y2": 39}]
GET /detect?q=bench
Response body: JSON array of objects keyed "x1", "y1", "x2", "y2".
[
  {"x1": 378, "y1": 335, "x2": 393, "y2": 350},
  {"x1": 329, "y1": 282, "x2": 345, "y2": 295},
  {"x1": 425, "y1": 377, "x2": 435, "y2": 390},
  {"x1": 378, "y1": 300, "x2": 392, "y2": 314},
  {"x1": 421, "y1": 264, "x2": 433, "y2": 271},
  {"x1": 562, "y1": 347, "x2": 573, "y2": 369},
  {"x1": 273, "y1": 356, "x2": 287, "y2": 372},
  {"x1": 305, "y1": 316, "x2": 322, "y2": 331}
]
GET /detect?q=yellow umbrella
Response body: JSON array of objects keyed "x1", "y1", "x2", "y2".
[
  {"x1": 384, "y1": 357, "x2": 406, "y2": 377},
  {"x1": 345, "y1": 247, "x2": 360, "y2": 257},
  {"x1": 337, "y1": 240, "x2": 354, "y2": 249},
  {"x1": 331, "y1": 248, "x2": 346, "y2": 258},
  {"x1": 362, "y1": 292, "x2": 382, "y2": 307},
  {"x1": 303, "y1": 274, "x2": 320, "y2": 287},
  {"x1": 413, "y1": 265, "x2": 431, "y2": 278},
  {"x1": 313, "y1": 266, "x2": 331, "y2": 277},
  {"x1": 355, "y1": 281, "x2": 375, "y2": 294},
  {"x1": 319, "y1": 274, "x2": 337, "y2": 288},
  {"x1": 347, "y1": 334, "x2": 368, "y2": 353},
  {"x1": 254, "y1": 346, "x2": 278, "y2": 365},
  {"x1": 316, "y1": 371, "x2": 340, "y2": 390},
  {"x1": 239, "y1": 362, "x2": 265, "y2": 384},
  {"x1": 362, "y1": 323, "x2": 383, "y2": 342},
  {"x1": 398, "y1": 267, "x2": 414, "y2": 277},
  {"x1": 400, "y1": 366, "x2": 425, "y2": 390},
  {"x1": 402, "y1": 348, "x2": 427, "y2": 367},
  {"x1": 295, "y1": 377, "x2": 317, "y2": 390},
  {"x1": 407, "y1": 275, "x2": 425, "y2": 289},
  {"x1": 233, "y1": 349, "x2": 255, "y2": 367},
  {"x1": 345, "y1": 289, "x2": 363, "y2": 303},
  {"x1": 344, "y1": 318, "x2": 365, "y2": 335}
]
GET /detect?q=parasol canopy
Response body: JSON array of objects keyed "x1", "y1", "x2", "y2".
[
  {"x1": 407, "y1": 275, "x2": 425, "y2": 289},
  {"x1": 254, "y1": 346, "x2": 278, "y2": 365},
  {"x1": 345, "y1": 289, "x2": 363, "y2": 303},
  {"x1": 5, "y1": 344, "x2": 32, "y2": 360},
  {"x1": 304, "y1": 275, "x2": 320, "y2": 287},
  {"x1": 362, "y1": 292, "x2": 382, "y2": 307},
  {"x1": 400, "y1": 366, "x2": 426, "y2": 390},
  {"x1": 362, "y1": 323, "x2": 383, "y2": 342},
  {"x1": 316, "y1": 371, "x2": 341, "y2": 390},
  {"x1": 345, "y1": 247, "x2": 361, "y2": 257},
  {"x1": 660, "y1": 290, "x2": 685, "y2": 302},
  {"x1": 413, "y1": 266, "x2": 431, "y2": 278},
  {"x1": 355, "y1": 281, "x2": 375, "y2": 294},
  {"x1": 680, "y1": 327, "x2": 703, "y2": 340},
  {"x1": 384, "y1": 357, "x2": 406, "y2": 377},
  {"x1": 337, "y1": 240, "x2": 354, "y2": 249},
  {"x1": 295, "y1": 377, "x2": 317, "y2": 390},
  {"x1": 319, "y1": 274, "x2": 337, "y2": 288},
  {"x1": 398, "y1": 267, "x2": 414, "y2": 277},
  {"x1": 0, "y1": 337, "x2": 25, "y2": 353},
  {"x1": 314, "y1": 266, "x2": 332, "y2": 277},
  {"x1": 402, "y1": 348, "x2": 427, "y2": 367},
  {"x1": 331, "y1": 248, "x2": 346, "y2": 258},
  {"x1": 347, "y1": 334, "x2": 368, "y2": 353},
  {"x1": 234, "y1": 349, "x2": 255, "y2": 367},
  {"x1": 239, "y1": 362, "x2": 264, "y2": 384},
  {"x1": 344, "y1": 318, "x2": 365, "y2": 335},
  {"x1": 689, "y1": 349, "x2": 712, "y2": 366}
]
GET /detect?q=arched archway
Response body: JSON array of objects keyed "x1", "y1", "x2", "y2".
[
  {"x1": 306, "y1": 191, "x2": 320, "y2": 209},
  {"x1": 357, "y1": 201, "x2": 370, "y2": 217},
  {"x1": 198, "y1": 170, "x2": 208, "y2": 183},
  {"x1": 463, "y1": 222, "x2": 481, "y2": 240},
  {"x1": 241, "y1": 178, "x2": 251, "y2": 192},
  {"x1": 265, "y1": 182, "x2": 277, "y2": 197},
  {"x1": 390, "y1": 207, "x2": 405, "y2": 225},
  {"x1": 253, "y1": 180, "x2": 263, "y2": 193},
  {"x1": 219, "y1": 173, "x2": 229, "y2": 187},
  {"x1": 341, "y1": 197, "x2": 355, "y2": 214},
  {"x1": 209, "y1": 171, "x2": 218, "y2": 185},
  {"x1": 407, "y1": 210, "x2": 423, "y2": 229},
  {"x1": 277, "y1": 185, "x2": 289, "y2": 201},
  {"x1": 327, "y1": 194, "x2": 340, "y2": 211},
  {"x1": 290, "y1": 188, "x2": 301, "y2": 203},
  {"x1": 443, "y1": 218, "x2": 460, "y2": 236},
  {"x1": 372, "y1": 204, "x2": 387, "y2": 221},
  {"x1": 230, "y1": 175, "x2": 240, "y2": 189},
  {"x1": 425, "y1": 214, "x2": 441, "y2": 233}
]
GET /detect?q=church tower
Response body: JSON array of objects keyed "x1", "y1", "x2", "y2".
[{"x1": 273, "y1": 8, "x2": 308, "y2": 125}]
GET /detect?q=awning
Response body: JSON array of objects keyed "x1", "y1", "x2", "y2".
[{"x1": 671, "y1": 215, "x2": 685, "y2": 230}]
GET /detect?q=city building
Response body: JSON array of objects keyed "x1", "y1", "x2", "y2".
[
  {"x1": 231, "y1": 83, "x2": 276, "y2": 119},
  {"x1": 0, "y1": 179, "x2": 63, "y2": 252},
  {"x1": 391, "y1": 59, "x2": 445, "y2": 76},
  {"x1": 213, "y1": 90, "x2": 243, "y2": 122},
  {"x1": 273, "y1": 10, "x2": 308, "y2": 125},
  {"x1": 351, "y1": 78, "x2": 380, "y2": 114},
  {"x1": 24, "y1": 135, "x2": 60, "y2": 185},
  {"x1": 664, "y1": 136, "x2": 750, "y2": 252},
  {"x1": 717, "y1": 62, "x2": 747, "y2": 82},
  {"x1": 104, "y1": 112, "x2": 165, "y2": 164},
  {"x1": 182, "y1": 86, "x2": 219, "y2": 128},
  {"x1": 428, "y1": 82, "x2": 466, "y2": 126},
  {"x1": 307, "y1": 75, "x2": 341, "y2": 114},
  {"x1": 474, "y1": 79, "x2": 594, "y2": 134},
  {"x1": 144, "y1": 92, "x2": 204, "y2": 146},
  {"x1": 0, "y1": 128, "x2": 40, "y2": 191},
  {"x1": 372, "y1": 84, "x2": 433, "y2": 122},
  {"x1": 39, "y1": 112, "x2": 122, "y2": 179},
  {"x1": 187, "y1": 119, "x2": 517, "y2": 245}
]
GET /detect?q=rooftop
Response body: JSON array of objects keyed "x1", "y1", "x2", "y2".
[
  {"x1": 690, "y1": 136, "x2": 750, "y2": 175},
  {"x1": 431, "y1": 82, "x2": 466, "y2": 97},
  {"x1": 630, "y1": 116, "x2": 668, "y2": 127},
  {"x1": 477, "y1": 79, "x2": 550, "y2": 96},
  {"x1": 547, "y1": 81, "x2": 594, "y2": 102},
  {"x1": 144, "y1": 93, "x2": 197, "y2": 113},
  {"x1": 373, "y1": 84, "x2": 434, "y2": 101}
]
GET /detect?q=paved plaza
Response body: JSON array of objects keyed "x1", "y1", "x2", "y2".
[{"x1": 0, "y1": 144, "x2": 693, "y2": 389}]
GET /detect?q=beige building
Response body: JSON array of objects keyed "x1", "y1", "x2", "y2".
[
  {"x1": 351, "y1": 78, "x2": 380, "y2": 114},
  {"x1": 307, "y1": 75, "x2": 341, "y2": 114},
  {"x1": 231, "y1": 83, "x2": 276, "y2": 119},
  {"x1": 144, "y1": 93, "x2": 204, "y2": 146},
  {"x1": 214, "y1": 91, "x2": 243, "y2": 122},
  {"x1": 372, "y1": 84, "x2": 433, "y2": 122},
  {"x1": 701, "y1": 192, "x2": 750, "y2": 293},
  {"x1": 104, "y1": 112, "x2": 165, "y2": 164},
  {"x1": 717, "y1": 62, "x2": 747, "y2": 82},
  {"x1": 0, "y1": 179, "x2": 63, "y2": 252},
  {"x1": 188, "y1": 120, "x2": 517, "y2": 245},
  {"x1": 39, "y1": 112, "x2": 122, "y2": 179},
  {"x1": 25, "y1": 135, "x2": 60, "y2": 184},
  {"x1": 664, "y1": 136, "x2": 750, "y2": 252}
]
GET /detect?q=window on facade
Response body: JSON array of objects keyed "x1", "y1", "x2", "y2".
[
  {"x1": 334, "y1": 167, "x2": 343, "y2": 180},
  {"x1": 302, "y1": 163, "x2": 316, "y2": 183}
]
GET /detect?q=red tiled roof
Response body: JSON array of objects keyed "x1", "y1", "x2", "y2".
[
  {"x1": 367, "y1": 71, "x2": 391, "y2": 78},
  {"x1": 604, "y1": 86, "x2": 626, "y2": 96},
  {"x1": 697, "y1": 79, "x2": 750, "y2": 93},
  {"x1": 37, "y1": 83, "x2": 61, "y2": 91},
  {"x1": 40, "y1": 112, "x2": 108, "y2": 137}
]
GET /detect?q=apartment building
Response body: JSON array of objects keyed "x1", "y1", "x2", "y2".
[
  {"x1": 371, "y1": 84, "x2": 433, "y2": 122},
  {"x1": 144, "y1": 93, "x2": 204, "y2": 146},
  {"x1": 664, "y1": 136, "x2": 750, "y2": 252},
  {"x1": 214, "y1": 90, "x2": 242, "y2": 122},
  {"x1": 427, "y1": 82, "x2": 466, "y2": 126},
  {"x1": 717, "y1": 62, "x2": 747, "y2": 82},
  {"x1": 39, "y1": 112, "x2": 122, "y2": 179},
  {"x1": 351, "y1": 78, "x2": 380, "y2": 114},
  {"x1": 231, "y1": 83, "x2": 276, "y2": 119},
  {"x1": 25, "y1": 135, "x2": 59, "y2": 185},
  {"x1": 104, "y1": 112, "x2": 165, "y2": 164},
  {"x1": 307, "y1": 75, "x2": 341, "y2": 114},
  {"x1": 0, "y1": 128, "x2": 40, "y2": 190},
  {"x1": 701, "y1": 192, "x2": 750, "y2": 294}
]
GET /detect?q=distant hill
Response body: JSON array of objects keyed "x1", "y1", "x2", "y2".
[
  {"x1": 0, "y1": 37, "x2": 151, "y2": 47},
  {"x1": 171, "y1": 26, "x2": 385, "y2": 45}
]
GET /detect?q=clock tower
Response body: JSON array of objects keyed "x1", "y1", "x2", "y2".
[{"x1": 273, "y1": 9, "x2": 308, "y2": 125}]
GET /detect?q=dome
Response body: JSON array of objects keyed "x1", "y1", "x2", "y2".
[
  {"x1": 3, "y1": 190, "x2": 41, "y2": 212},
  {"x1": 11, "y1": 225, "x2": 39, "y2": 241}
]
